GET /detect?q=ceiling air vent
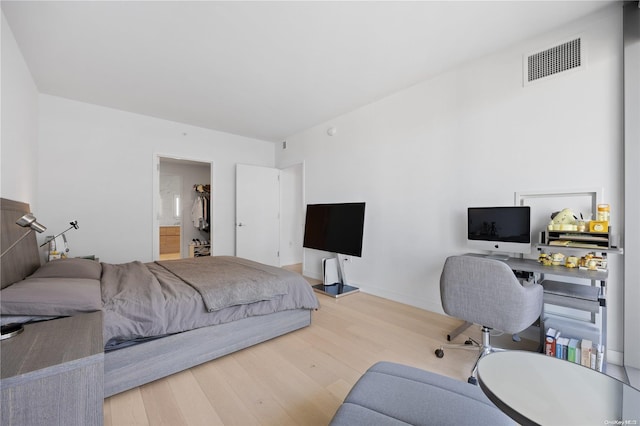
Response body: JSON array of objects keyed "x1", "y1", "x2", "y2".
[{"x1": 524, "y1": 37, "x2": 583, "y2": 86}]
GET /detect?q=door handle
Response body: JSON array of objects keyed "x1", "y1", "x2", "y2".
[{"x1": 237, "y1": 222, "x2": 245, "y2": 227}]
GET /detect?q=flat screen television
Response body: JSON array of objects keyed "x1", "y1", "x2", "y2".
[
  {"x1": 303, "y1": 202, "x2": 366, "y2": 257},
  {"x1": 467, "y1": 206, "x2": 531, "y2": 256}
]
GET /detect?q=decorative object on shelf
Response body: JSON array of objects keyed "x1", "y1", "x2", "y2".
[
  {"x1": 589, "y1": 220, "x2": 608, "y2": 232},
  {"x1": 40, "y1": 220, "x2": 79, "y2": 261},
  {"x1": 577, "y1": 219, "x2": 587, "y2": 232},
  {"x1": 596, "y1": 204, "x2": 610, "y2": 222},
  {"x1": 538, "y1": 250, "x2": 607, "y2": 271},
  {"x1": 548, "y1": 208, "x2": 579, "y2": 231},
  {"x1": 0, "y1": 213, "x2": 47, "y2": 259},
  {"x1": 538, "y1": 253, "x2": 552, "y2": 266},
  {"x1": 565, "y1": 256, "x2": 579, "y2": 268},
  {"x1": 551, "y1": 253, "x2": 565, "y2": 265},
  {"x1": 581, "y1": 253, "x2": 606, "y2": 271},
  {"x1": 587, "y1": 203, "x2": 611, "y2": 232}
]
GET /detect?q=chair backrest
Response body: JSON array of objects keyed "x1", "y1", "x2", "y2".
[{"x1": 440, "y1": 255, "x2": 543, "y2": 334}]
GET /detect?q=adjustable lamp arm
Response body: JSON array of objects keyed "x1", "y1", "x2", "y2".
[
  {"x1": 40, "y1": 221, "x2": 79, "y2": 247},
  {"x1": 1, "y1": 230, "x2": 33, "y2": 258}
]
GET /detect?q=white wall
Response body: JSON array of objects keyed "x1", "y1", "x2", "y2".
[
  {"x1": 36, "y1": 95, "x2": 275, "y2": 264},
  {"x1": 279, "y1": 162, "x2": 304, "y2": 266},
  {"x1": 0, "y1": 13, "x2": 39, "y2": 208},
  {"x1": 277, "y1": 7, "x2": 625, "y2": 359},
  {"x1": 623, "y1": 2, "x2": 640, "y2": 372}
]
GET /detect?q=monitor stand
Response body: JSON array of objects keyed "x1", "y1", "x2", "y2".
[
  {"x1": 486, "y1": 253, "x2": 510, "y2": 261},
  {"x1": 312, "y1": 253, "x2": 359, "y2": 298}
]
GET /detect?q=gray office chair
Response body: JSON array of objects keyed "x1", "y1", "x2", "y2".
[{"x1": 435, "y1": 255, "x2": 543, "y2": 384}]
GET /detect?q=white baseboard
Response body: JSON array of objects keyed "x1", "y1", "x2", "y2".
[
  {"x1": 607, "y1": 349, "x2": 623, "y2": 366},
  {"x1": 358, "y1": 285, "x2": 443, "y2": 315}
]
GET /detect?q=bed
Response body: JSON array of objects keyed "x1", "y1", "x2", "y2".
[{"x1": 0, "y1": 198, "x2": 319, "y2": 397}]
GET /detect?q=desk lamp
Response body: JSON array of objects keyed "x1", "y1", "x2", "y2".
[{"x1": 0, "y1": 213, "x2": 47, "y2": 258}]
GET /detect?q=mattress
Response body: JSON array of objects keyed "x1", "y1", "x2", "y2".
[
  {"x1": 103, "y1": 256, "x2": 319, "y2": 349},
  {"x1": 0, "y1": 256, "x2": 319, "y2": 350}
]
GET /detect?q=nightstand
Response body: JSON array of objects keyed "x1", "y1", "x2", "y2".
[{"x1": 1, "y1": 311, "x2": 104, "y2": 426}]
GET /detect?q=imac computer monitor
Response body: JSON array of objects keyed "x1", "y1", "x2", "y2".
[{"x1": 467, "y1": 206, "x2": 531, "y2": 256}]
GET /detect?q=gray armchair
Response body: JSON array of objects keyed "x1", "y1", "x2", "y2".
[{"x1": 436, "y1": 255, "x2": 543, "y2": 384}]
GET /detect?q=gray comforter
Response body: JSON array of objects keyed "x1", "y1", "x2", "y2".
[
  {"x1": 101, "y1": 256, "x2": 318, "y2": 349},
  {"x1": 156, "y1": 257, "x2": 288, "y2": 311}
]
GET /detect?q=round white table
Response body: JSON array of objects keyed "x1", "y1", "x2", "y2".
[{"x1": 477, "y1": 351, "x2": 640, "y2": 426}]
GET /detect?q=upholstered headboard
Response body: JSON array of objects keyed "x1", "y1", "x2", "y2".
[{"x1": 1, "y1": 198, "x2": 42, "y2": 289}]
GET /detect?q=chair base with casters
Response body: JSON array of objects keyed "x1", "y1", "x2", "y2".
[
  {"x1": 446, "y1": 320, "x2": 522, "y2": 343},
  {"x1": 446, "y1": 320, "x2": 472, "y2": 341},
  {"x1": 435, "y1": 325, "x2": 506, "y2": 385}
]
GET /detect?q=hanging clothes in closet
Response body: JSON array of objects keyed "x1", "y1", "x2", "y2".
[{"x1": 191, "y1": 184, "x2": 210, "y2": 231}]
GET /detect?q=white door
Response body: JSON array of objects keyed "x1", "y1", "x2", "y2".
[{"x1": 236, "y1": 164, "x2": 280, "y2": 266}]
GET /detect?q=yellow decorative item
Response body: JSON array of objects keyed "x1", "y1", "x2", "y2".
[
  {"x1": 597, "y1": 204, "x2": 610, "y2": 222},
  {"x1": 538, "y1": 254, "x2": 552, "y2": 266},
  {"x1": 565, "y1": 256, "x2": 578, "y2": 268},
  {"x1": 551, "y1": 253, "x2": 565, "y2": 266},
  {"x1": 589, "y1": 220, "x2": 609, "y2": 232},
  {"x1": 548, "y1": 208, "x2": 578, "y2": 231}
]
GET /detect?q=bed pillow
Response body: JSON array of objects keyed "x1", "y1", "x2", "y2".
[
  {"x1": 0, "y1": 277, "x2": 102, "y2": 316},
  {"x1": 28, "y1": 258, "x2": 102, "y2": 280}
]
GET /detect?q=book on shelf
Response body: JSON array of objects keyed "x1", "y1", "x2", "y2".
[
  {"x1": 581, "y1": 339, "x2": 592, "y2": 367},
  {"x1": 567, "y1": 338, "x2": 579, "y2": 363},
  {"x1": 596, "y1": 344, "x2": 604, "y2": 371},
  {"x1": 545, "y1": 328, "x2": 559, "y2": 357},
  {"x1": 556, "y1": 337, "x2": 569, "y2": 360}
]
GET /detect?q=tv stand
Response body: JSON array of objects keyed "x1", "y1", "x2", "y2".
[
  {"x1": 312, "y1": 282, "x2": 359, "y2": 298},
  {"x1": 313, "y1": 253, "x2": 360, "y2": 298}
]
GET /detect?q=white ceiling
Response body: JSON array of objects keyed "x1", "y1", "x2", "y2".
[{"x1": 2, "y1": 1, "x2": 617, "y2": 142}]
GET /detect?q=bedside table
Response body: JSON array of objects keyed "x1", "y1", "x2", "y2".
[{"x1": 1, "y1": 312, "x2": 104, "y2": 426}]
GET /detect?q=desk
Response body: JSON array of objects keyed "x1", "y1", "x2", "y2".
[
  {"x1": 463, "y1": 253, "x2": 608, "y2": 360},
  {"x1": 477, "y1": 351, "x2": 640, "y2": 426}
]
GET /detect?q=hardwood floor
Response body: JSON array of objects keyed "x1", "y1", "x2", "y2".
[
  {"x1": 159, "y1": 252, "x2": 181, "y2": 261},
  {"x1": 103, "y1": 275, "x2": 535, "y2": 425}
]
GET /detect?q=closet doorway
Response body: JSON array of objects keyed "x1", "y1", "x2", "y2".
[{"x1": 154, "y1": 156, "x2": 212, "y2": 261}]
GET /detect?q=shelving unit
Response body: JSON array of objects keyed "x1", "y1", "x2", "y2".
[
  {"x1": 511, "y1": 189, "x2": 624, "y2": 370},
  {"x1": 529, "y1": 228, "x2": 623, "y2": 370},
  {"x1": 542, "y1": 228, "x2": 623, "y2": 253},
  {"x1": 189, "y1": 241, "x2": 211, "y2": 257}
]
